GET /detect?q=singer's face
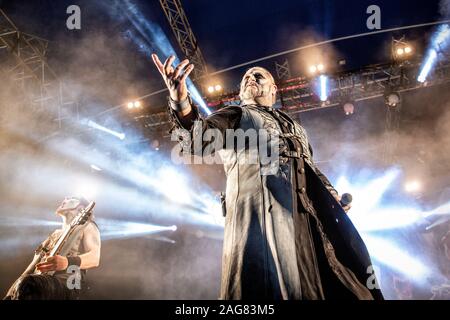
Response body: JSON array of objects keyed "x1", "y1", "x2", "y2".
[
  {"x1": 239, "y1": 67, "x2": 277, "y2": 106},
  {"x1": 56, "y1": 197, "x2": 81, "y2": 216}
]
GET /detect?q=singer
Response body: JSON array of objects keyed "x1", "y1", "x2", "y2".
[{"x1": 152, "y1": 54, "x2": 383, "y2": 300}]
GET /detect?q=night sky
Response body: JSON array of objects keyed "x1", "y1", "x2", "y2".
[{"x1": 0, "y1": 0, "x2": 443, "y2": 98}]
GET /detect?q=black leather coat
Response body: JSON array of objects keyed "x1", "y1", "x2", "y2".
[{"x1": 168, "y1": 102, "x2": 383, "y2": 300}]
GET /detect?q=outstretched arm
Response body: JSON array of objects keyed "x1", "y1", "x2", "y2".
[{"x1": 151, "y1": 53, "x2": 242, "y2": 156}]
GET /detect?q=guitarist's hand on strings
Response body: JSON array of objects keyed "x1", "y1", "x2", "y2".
[{"x1": 36, "y1": 255, "x2": 68, "y2": 272}]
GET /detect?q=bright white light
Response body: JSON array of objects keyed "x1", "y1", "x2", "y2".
[
  {"x1": 207, "y1": 86, "x2": 214, "y2": 93},
  {"x1": 418, "y1": 49, "x2": 437, "y2": 83},
  {"x1": 187, "y1": 81, "x2": 212, "y2": 115},
  {"x1": 74, "y1": 178, "x2": 99, "y2": 200},
  {"x1": 90, "y1": 164, "x2": 102, "y2": 171},
  {"x1": 309, "y1": 65, "x2": 317, "y2": 73},
  {"x1": 335, "y1": 168, "x2": 420, "y2": 232},
  {"x1": 396, "y1": 48, "x2": 404, "y2": 56},
  {"x1": 87, "y1": 120, "x2": 126, "y2": 141},
  {"x1": 317, "y1": 64, "x2": 324, "y2": 71},
  {"x1": 425, "y1": 201, "x2": 450, "y2": 216},
  {"x1": 363, "y1": 235, "x2": 429, "y2": 278},
  {"x1": 157, "y1": 167, "x2": 192, "y2": 205},
  {"x1": 215, "y1": 84, "x2": 222, "y2": 91},
  {"x1": 404, "y1": 46, "x2": 412, "y2": 54},
  {"x1": 386, "y1": 92, "x2": 400, "y2": 107},
  {"x1": 434, "y1": 24, "x2": 450, "y2": 46},
  {"x1": 353, "y1": 207, "x2": 422, "y2": 232},
  {"x1": 319, "y1": 75, "x2": 328, "y2": 102},
  {"x1": 404, "y1": 180, "x2": 421, "y2": 193},
  {"x1": 127, "y1": 102, "x2": 134, "y2": 109},
  {"x1": 98, "y1": 218, "x2": 177, "y2": 240},
  {"x1": 134, "y1": 101, "x2": 141, "y2": 108},
  {"x1": 418, "y1": 24, "x2": 450, "y2": 83}
]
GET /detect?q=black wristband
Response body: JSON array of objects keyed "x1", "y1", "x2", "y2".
[{"x1": 66, "y1": 256, "x2": 82, "y2": 268}]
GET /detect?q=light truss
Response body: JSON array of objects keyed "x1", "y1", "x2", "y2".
[
  {"x1": 159, "y1": 0, "x2": 208, "y2": 81},
  {"x1": 135, "y1": 58, "x2": 450, "y2": 133},
  {"x1": 0, "y1": 8, "x2": 79, "y2": 132}
]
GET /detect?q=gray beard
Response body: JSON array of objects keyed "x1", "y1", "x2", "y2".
[{"x1": 240, "y1": 85, "x2": 260, "y2": 100}]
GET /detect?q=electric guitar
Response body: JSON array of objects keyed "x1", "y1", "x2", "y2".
[{"x1": 3, "y1": 201, "x2": 95, "y2": 299}]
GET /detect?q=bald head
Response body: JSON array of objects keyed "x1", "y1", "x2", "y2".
[{"x1": 239, "y1": 67, "x2": 277, "y2": 107}]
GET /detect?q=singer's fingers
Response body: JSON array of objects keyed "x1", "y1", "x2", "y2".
[
  {"x1": 173, "y1": 59, "x2": 190, "y2": 79},
  {"x1": 180, "y1": 64, "x2": 194, "y2": 83},
  {"x1": 152, "y1": 54, "x2": 165, "y2": 76},
  {"x1": 164, "y1": 55, "x2": 176, "y2": 76}
]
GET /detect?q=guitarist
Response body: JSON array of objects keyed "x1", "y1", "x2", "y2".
[{"x1": 4, "y1": 197, "x2": 101, "y2": 300}]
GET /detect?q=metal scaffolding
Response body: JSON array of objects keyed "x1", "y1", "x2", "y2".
[
  {"x1": 0, "y1": 8, "x2": 79, "y2": 132},
  {"x1": 134, "y1": 58, "x2": 450, "y2": 135},
  {"x1": 159, "y1": 0, "x2": 208, "y2": 81}
]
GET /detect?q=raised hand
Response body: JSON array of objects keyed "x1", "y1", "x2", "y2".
[{"x1": 151, "y1": 54, "x2": 194, "y2": 103}]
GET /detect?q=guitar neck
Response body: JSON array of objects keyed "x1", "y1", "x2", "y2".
[{"x1": 49, "y1": 225, "x2": 74, "y2": 257}]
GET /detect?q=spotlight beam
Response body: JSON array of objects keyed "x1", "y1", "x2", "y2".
[
  {"x1": 94, "y1": 19, "x2": 450, "y2": 117},
  {"x1": 110, "y1": 0, "x2": 211, "y2": 115},
  {"x1": 98, "y1": 218, "x2": 177, "y2": 240},
  {"x1": 319, "y1": 75, "x2": 328, "y2": 101},
  {"x1": 87, "y1": 120, "x2": 125, "y2": 140},
  {"x1": 418, "y1": 24, "x2": 450, "y2": 83}
]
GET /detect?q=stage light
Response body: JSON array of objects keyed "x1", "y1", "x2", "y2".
[
  {"x1": 187, "y1": 81, "x2": 212, "y2": 115},
  {"x1": 309, "y1": 63, "x2": 325, "y2": 75},
  {"x1": 87, "y1": 120, "x2": 126, "y2": 140},
  {"x1": 117, "y1": 3, "x2": 211, "y2": 115},
  {"x1": 319, "y1": 75, "x2": 328, "y2": 102},
  {"x1": 127, "y1": 100, "x2": 142, "y2": 109},
  {"x1": 90, "y1": 164, "x2": 102, "y2": 172},
  {"x1": 343, "y1": 102, "x2": 355, "y2": 115},
  {"x1": 207, "y1": 86, "x2": 214, "y2": 93},
  {"x1": 157, "y1": 167, "x2": 192, "y2": 205},
  {"x1": 418, "y1": 49, "x2": 437, "y2": 83},
  {"x1": 392, "y1": 38, "x2": 413, "y2": 60},
  {"x1": 363, "y1": 235, "x2": 429, "y2": 278},
  {"x1": 215, "y1": 84, "x2": 222, "y2": 91},
  {"x1": 98, "y1": 218, "x2": 177, "y2": 240},
  {"x1": 385, "y1": 92, "x2": 401, "y2": 107},
  {"x1": 405, "y1": 180, "x2": 422, "y2": 193},
  {"x1": 74, "y1": 178, "x2": 99, "y2": 200},
  {"x1": 418, "y1": 24, "x2": 450, "y2": 83},
  {"x1": 151, "y1": 139, "x2": 160, "y2": 151}
]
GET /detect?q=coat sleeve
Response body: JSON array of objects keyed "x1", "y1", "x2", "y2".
[
  {"x1": 167, "y1": 97, "x2": 242, "y2": 156},
  {"x1": 308, "y1": 143, "x2": 339, "y2": 197}
]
